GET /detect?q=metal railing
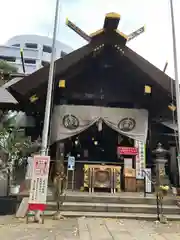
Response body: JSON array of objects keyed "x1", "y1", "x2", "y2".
[
  {"x1": 142, "y1": 169, "x2": 164, "y2": 222},
  {"x1": 142, "y1": 169, "x2": 156, "y2": 197}
]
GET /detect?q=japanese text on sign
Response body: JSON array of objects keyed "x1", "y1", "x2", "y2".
[
  {"x1": 117, "y1": 146, "x2": 138, "y2": 155},
  {"x1": 28, "y1": 155, "x2": 50, "y2": 208},
  {"x1": 135, "y1": 140, "x2": 146, "y2": 179},
  {"x1": 68, "y1": 156, "x2": 75, "y2": 171}
]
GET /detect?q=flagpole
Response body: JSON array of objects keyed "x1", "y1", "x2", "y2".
[
  {"x1": 169, "y1": 0, "x2": 180, "y2": 183},
  {"x1": 41, "y1": 0, "x2": 60, "y2": 155}
]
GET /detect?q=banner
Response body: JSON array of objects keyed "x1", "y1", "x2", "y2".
[
  {"x1": 51, "y1": 105, "x2": 148, "y2": 143},
  {"x1": 28, "y1": 155, "x2": 50, "y2": 211},
  {"x1": 135, "y1": 140, "x2": 146, "y2": 179},
  {"x1": 144, "y1": 168, "x2": 152, "y2": 193}
]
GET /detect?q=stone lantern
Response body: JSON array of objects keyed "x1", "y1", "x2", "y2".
[
  {"x1": 152, "y1": 143, "x2": 169, "y2": 186},
  {"x1": 152, "y1": 143, "x2": 170, "y2": 223}
]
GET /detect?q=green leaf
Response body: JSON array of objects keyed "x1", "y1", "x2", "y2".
[{"x1": 0, "y1": 60, "x2": 17, "y2": 74}]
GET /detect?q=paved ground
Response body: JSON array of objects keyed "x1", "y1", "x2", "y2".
[{"x1": 0, "y1": 216, "x2": 180, "y2": 239}]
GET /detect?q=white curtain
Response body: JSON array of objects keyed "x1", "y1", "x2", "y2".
[
  {"x1": 51, "y1": 105, "x2": 148, "y2": 143},
  {"x1": 51, "y1": 105, "x2": 100, "y2": 143},
  {"x1": 101, "y1": 107, "x2": 148, "y2": 142}
]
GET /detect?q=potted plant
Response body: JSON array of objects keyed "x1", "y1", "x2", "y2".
[
  {"x1": 0, "y1": 125, "x2": 32, "y2": 195},
  {"x1": 155, "y1": 185, "x2": 169, "y2": 224},
  {"x1": 159, "y1": 185, "x2": 169, "y2": 197}
]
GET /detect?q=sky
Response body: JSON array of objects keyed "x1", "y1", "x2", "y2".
[{"x1": 0, "y1": 0, "x2": 180, "y2": 79}]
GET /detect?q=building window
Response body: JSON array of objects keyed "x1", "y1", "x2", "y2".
[
  {"x1": 12, "y1": 44, "x2": 20, "y2": 47},
  {"x1": 43, "y1": 45, "x2": 52, "y2": 53},
  {"x1": 25, "y1": 43, "x2": 38, "y2": 49},
  {"x1": 41, "y1": 61, "x2": 49, "y2": 67},
  {"x1": 24, "y1": 59, "x2": 36, "y2": 64},
  {"x1": 61, "y1": 51, "x2": 67, "y2": 57},
  {"x1": 0, "y1": 56, "x2": 16, "y2": 62}
]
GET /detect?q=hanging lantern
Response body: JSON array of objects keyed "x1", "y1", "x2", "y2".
[
  {"x1": 94, "y1": 140, "x2": 98, "y2": 145},
  {"x1": 75, "y1": 140, "x2": 78, "y2": 145},
  {"x1": 74, "y1": 137, "x2": 79, "y2": 146}
]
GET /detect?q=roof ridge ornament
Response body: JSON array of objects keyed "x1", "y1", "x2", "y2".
[{"x1": 65, "y1": 13, "x2": 145, "y2": 44}]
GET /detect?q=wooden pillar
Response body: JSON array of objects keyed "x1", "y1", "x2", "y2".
[
  {"x1": 148, "y1": 115, "x2": 153, "y2": 151},
  {"x1": 169, "y1": 146, "x2": 178, "y2": 186},
  {"x1": 146, "y1": 118, "x2": 152, "y2": 169},
  {"x1": 55, "y1": 141, "x2": 65, "y2": 169}
]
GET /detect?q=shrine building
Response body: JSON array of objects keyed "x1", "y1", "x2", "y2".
[{"x1": 2, "y1": 12, "x2": 179, "y2": 193}]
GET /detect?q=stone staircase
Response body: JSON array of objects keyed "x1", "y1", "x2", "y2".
[{"x1": 45, "y1": 191, "x2": 180, "y2": 220}]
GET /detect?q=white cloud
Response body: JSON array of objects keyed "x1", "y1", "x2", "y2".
[{"x1": 0, "y1": 0, "x2": 180, "y2": 79}]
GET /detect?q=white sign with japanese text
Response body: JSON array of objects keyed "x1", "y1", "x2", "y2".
[
  {"x1": 68, "y1": 156, "x2": 75, "y2": 171},
  {"x1": 144, "y1": 168, "x2": 152, "y2": 193},
  {"x1": 28, "y1": 155, "x2": 50, "y2": 205},
  {"x1": 124, "y1": 158, "x2": 133, "y2": 168},
  {"x1": 135, "y1": 140, "x2": 146, "y2": 179}
]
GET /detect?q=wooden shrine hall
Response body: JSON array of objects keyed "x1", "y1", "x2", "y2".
[{"x1": 3, "y1": 12, "x2": 179, "y2": 193}]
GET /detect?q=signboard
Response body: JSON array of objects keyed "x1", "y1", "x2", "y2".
[
  {"x1": 68, "y1": 156, "x2": 75, "y2": 171},
  {"x1": 135, "y1": 140, "x2": 146, "y2": 179},
  {"x1": 117, "y1": 146, "x2": 138, "y2": 155},
  {"x1": 28, "y1": 155, "x2": 50, "y2": 211},
  {"x1": 144, "y1": 168, "x2": 152, "y2": 193},
  {"x1": 124, "y1": 158, "x2": 133, "y2": 168}
]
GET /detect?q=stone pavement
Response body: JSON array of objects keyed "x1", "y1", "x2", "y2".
[
  {"x1": 0, "y1": 216, "x2": 180, "y2": 239},
  {"x1": 0, "y1": 216, "x2": 79, "y2": 240},
  {"x1": 78, "y1": 217, "x2": 180, "y2": 239}
]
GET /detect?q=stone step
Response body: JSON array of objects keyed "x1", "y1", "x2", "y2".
[
  {"x1": 47, "y1": 193, "x2": 176, "y2": 205},
  {"x1": 41, "y1": 210, "x2": 180, "y2": 221},
  {"x1": 19, "y1": 190, "x2": 176, "y2": 205},
  {"x1": 47, "y1": 202, "x2": 180, "y2": 214}
]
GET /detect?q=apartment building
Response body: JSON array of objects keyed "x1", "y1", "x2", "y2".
[{"x1": 0, "y1": 34, "x2": 73, "y2": 74}]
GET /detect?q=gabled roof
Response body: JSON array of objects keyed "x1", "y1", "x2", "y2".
[
  {"x1": 7, "y1": 43, "x2": 95, "y2": 96},
  {"x1": 2, "y1": 77, "x2": 22, "y2": 89},
  {"x1": 0, "y1": 87, "x2": 18, "y2": 109},
  {"x1": 4, "y1": 12, "x2": 175, "y2": 117},
  {"x1": 125, "y1": 48, "x2": 173, "y2": 94},
  {"x1": 0, "y1": 87, "x2": 18, "y2": 104}
]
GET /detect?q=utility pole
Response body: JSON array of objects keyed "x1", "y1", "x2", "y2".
[
  {"x1": 41, "y1": 0, "x2": 60, "y2": 155},
  {"x1": 169, "y1": 0, "x2": 180, "y2": 183}
]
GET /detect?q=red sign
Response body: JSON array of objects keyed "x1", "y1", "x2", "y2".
[
  {"x1": 28, "y1": 155, "x2": 50, "y2": 212},
  {"x1": 117, "y1": 146, "x2": 138, "y2": 155}
]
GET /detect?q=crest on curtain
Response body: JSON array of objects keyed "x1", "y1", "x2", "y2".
[
  {"x1": 63, "y1": 114, "x2": 79, "y2": 130},
  {"x1": 118, "y1": 118, "x2": 136, "y2": 132}
]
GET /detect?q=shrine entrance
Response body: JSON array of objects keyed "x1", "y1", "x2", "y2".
[
  {"x1": 59, "y1": 122, "x2": 147, "y2": 193},
  {"x1": 49, "y1": 104, "x2": 148, "y2": 193}
]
